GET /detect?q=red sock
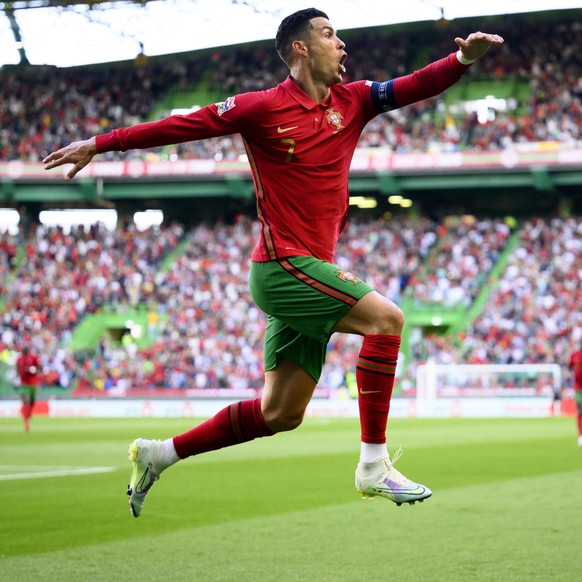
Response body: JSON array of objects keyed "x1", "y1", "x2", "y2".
[
  {"x1": 577, "y1": 413, "x2": 582, "y2": 436},
  {"x1": 21, "y1": 403, "x2": 32, "y2": 421},
  {"x1": 21, "y1": 403, "x2": 31, "y2": 431},
  {"x1": 173, "y1": 397, "x2": 274, "y2": 459},
  {"x1": 356, "y1": 334, "x2": 400, "y2": 444}
]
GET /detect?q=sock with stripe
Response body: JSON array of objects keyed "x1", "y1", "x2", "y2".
[
  {"x1": 356, "y1": 334, "x2": 400, "y2": 450},
  {"x1": 172, "y1": 397, "x2": 275, "y2": 459}
]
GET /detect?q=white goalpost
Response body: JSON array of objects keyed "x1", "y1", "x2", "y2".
[{"x1": 414, "y1": 362, "x2": 562, "y2": 418}]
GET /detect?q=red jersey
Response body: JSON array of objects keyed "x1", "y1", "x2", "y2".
[
  {"x1": 17, "y1": 352, "x2": 41, "y2": 386},
  {"x1": 96, "y1": 52, "x2": 470, "y2": 262},
  {"x1": 570, "y1": 350, "x2": 582, "y2": 390}
]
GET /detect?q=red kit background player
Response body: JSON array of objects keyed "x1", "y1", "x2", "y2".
[{"x1": 16, "y1": 345, "x2": 40, "y2": 431}]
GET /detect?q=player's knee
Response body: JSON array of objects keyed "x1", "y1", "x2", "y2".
[
  {"x1": 263, "y1": 408, "x2": 304, "y2": 432},
  {"x1": 375, "y1": 302, "x2": 404, "y2": 335}
]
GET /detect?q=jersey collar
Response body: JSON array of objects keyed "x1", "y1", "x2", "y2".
[{"x1": 283, "y1": 75, "x2": 332, "y2": 110}]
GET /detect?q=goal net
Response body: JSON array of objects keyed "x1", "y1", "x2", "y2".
[{"x1": 414, "y1": 362, "x2": 562, "y2": 418}]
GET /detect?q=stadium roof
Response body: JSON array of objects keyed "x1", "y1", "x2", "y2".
[{"x1": 1, "y1": 0, "x2": 580, "y2": 67}]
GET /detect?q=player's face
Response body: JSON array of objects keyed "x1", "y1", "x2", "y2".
[{"x1": 305, "y1": 17, "x2": 347, "y2": 86}]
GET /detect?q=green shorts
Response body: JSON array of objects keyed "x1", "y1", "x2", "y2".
[
  {"x1": 249, "y1": 257, "x2": 373, "y2": 382},
  {"x1": 19, "y1": 385, "x2": 38, "y2": 402}
]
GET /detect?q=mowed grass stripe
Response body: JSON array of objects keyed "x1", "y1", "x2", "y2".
[
  {"x1": 1, "y1": 431, "x2": 576, "y2": 553},
  {"x1": 1, "y1": 418, "x2": 579, "y2": 551},
  {"x1": 1, "y1": 469, "x2": 581, "y2": 582}
]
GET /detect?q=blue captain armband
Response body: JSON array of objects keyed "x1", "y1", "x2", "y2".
[{"x1": 369, "y1": 80, "x2": 399, "y2": 113}]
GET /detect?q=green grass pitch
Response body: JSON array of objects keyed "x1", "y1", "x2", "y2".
[{"x1": 1, "y1": 415, "x2": 581, "y2": 581}]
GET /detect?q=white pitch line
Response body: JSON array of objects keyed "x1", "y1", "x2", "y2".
[
  {"x1": 0, "y1": 465, "x2": 93, "y2": 470},
  {"x1": 0, "y1": 466, "x2": 116, "y2": 480}
]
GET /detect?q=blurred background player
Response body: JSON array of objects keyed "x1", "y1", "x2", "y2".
[
  {"x1": 16, "y1": 345, "x2": 41, "y2": 432},
  {"x1": 568, "y1": 344, "x2": 582, "y2": 446}
]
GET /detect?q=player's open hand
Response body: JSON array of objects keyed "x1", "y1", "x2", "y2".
[
  {"x1": 43, "y1": 137, "x2": 98, "y2": 181},
  {"x1": 455, "y1": 31, "x2": 504, "y2": 61}
]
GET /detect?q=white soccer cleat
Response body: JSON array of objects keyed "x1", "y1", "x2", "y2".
[
  {"x1": 355, "y1": 449, "x2": 432, "y2": 506},
  {"x1": 578, "y1": 435, "x2": 582, "y2": 447},
  {"x1": 127, "y1": 438, "x2": 166, "y2": 517}
]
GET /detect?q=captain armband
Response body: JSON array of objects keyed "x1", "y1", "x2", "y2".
[{"x1": 369, "y1": 80, "x2": 399, "y2": 113}]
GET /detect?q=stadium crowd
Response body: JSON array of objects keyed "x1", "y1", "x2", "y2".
[
  {"x1": 428, "y1": 217, "x2": 581, "y2": 361},
  {"x1": 418, "y1": 216, "x2": 581, "y2": 390},
  {"x1": 0, "y1": 221, "x2": 183, "y2": 390},
  {"x1": 1, "y1": 13, "x2": 581, "y2": 162},
  {"x1": 405, "y1": 217, "x2": 512, "y2": 307},
  {"x1": 1, "y1": 215, "x2": 580, "y2": 394},
  {"x1": 1, "y1": 11, "x2": 580, "y2": 395}
]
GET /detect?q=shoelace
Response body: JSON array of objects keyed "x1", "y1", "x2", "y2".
[
  {"x1": 382, "y1": 447, "x2": 415, "y2": 486},
  {"x1": 388, "y1": 446, "x2": 403, "y2": 467}
]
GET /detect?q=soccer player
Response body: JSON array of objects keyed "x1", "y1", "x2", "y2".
[
  {"x1": 16, "y1": 346, "x2": 41, "y2": 432},
  {"x1": 43, "y1": 8, "x2": 504, "y2": 517},
  {"x1": 568, "y1": 345, "x2": 582, "y2": 446}
]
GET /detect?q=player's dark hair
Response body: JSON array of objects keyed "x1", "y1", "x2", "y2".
[{"x1": 275, "y1": 8, "x2": 329, "y2": 65}]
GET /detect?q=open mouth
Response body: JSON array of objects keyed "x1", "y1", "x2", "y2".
[{"x1": 339, "y1": 53, "x2": 347, "y2": 74}]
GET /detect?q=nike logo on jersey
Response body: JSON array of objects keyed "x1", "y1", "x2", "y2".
[{"x1": 277, "y1": 126, "x2": 298, "y2": 134}]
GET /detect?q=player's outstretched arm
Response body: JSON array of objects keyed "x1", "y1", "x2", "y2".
[
  {"x1": 455, "y1": 31, "x2": 504, "y2": 61},
  {"x1": 43, "y1": 137, "x2": 98, "y2": 181}
]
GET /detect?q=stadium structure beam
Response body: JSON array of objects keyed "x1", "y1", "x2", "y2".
[
  {"x1": 2, "y1": 167, "x2": 581, "y2": 213},
  {"x1": 0, "y1": 1, "x2": 152, "y2": 9},
  {"x1": 530, "y1": 166, "x2": 556, "y2": 192},
  {"x1": 0, "y1": 1, "x2": 157, "y2": 65},
  {"x1": 3, "y1": 2, "x2": 29, "y2": 64}
]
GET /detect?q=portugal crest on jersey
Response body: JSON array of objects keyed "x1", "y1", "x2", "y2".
[
  {"x1": 325, "y1": 108, "x2": 345, "y2": 134},
  {"x1": 336, "y1": 269, "x2": 361, "y2": 284}
]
